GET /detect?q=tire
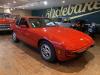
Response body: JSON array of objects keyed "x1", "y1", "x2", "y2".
[
  {"x1": 12, "y1": 32, "x2": 19, "y2": 42},
  {"x1": 39, "y1": 41, "x2": 57, "y2": 62}
]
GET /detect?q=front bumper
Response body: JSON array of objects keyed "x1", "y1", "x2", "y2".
[
  {"x1": 56, "y1": 45, "x2": 94, "y2": 61},
  {"x1": 0, "y1": 24, "x2": 11, "y2": 31}
]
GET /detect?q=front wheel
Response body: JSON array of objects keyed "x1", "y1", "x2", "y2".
[
  {"x1": 12, "y1": 32, "x2": 19, "y2": 42},
  {"x1": 40, "y1": 41, "x2": 57, "y2": 62}
]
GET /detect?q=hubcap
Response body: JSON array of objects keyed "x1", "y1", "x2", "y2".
[
  {"x1": 41, "y1": 44, "x2": 51, "y2": 60},
  {"x1": 13, "y1": 32, "x2": 16, "y2": 41}
]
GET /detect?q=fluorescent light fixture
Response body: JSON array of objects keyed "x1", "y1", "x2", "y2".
[
  {"x1": 13, "y1": 8, "x2": 16, "y2": 9},
  {"x1": 31, "y1": 4, "x2": 34, "y2": 6},
  {"x1": 10, "y1": 8, "x2": 13, "y2": 10},
  {"x1": 13, "y1": 0, "x2": 16, "y2": 3},
  {"x1": 4, "y1": 8, "x2": 11, "y2": 13},
  {"x1": 15, "y1": 2, "x2": 36, "y2": 9},
  {"x1": 43, "y1": 1, "x2": 48, "y2": 5},
  {"x1": 3, "y1": 5, "x2": 8, "y2": 8},
  {"x1": 62, "y1": 0, "x2": 65, "y2": 3},
  {"x1": 7, "y1": 3, "x2": 11, "y2": 5},
  {"x1": 24, "y1": 5, "x2": 28, "y2": 8},
  {"x1": 0, "y1": 6, "x2": 3, "y2": 8}
]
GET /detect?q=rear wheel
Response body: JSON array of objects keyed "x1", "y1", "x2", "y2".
[
  {"x1": 12, "y1": 32, "x2": 19, "y2": 42},
  {"x1": 39, "y1": 41, "x2": 57, "y2": 62}
]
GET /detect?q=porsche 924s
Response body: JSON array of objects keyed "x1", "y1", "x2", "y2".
[{"x1": 11, "y1": 16, "x2": 94, "y2": 62}]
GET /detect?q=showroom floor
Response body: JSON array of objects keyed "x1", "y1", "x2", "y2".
[{"x1": 0, "y1": 34, "x2": 100, "y2": 75}]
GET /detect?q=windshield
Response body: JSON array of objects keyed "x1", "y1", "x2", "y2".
[
  {"x1": 0, "y1": 14, "x2": 12, "y2": 19},
  {"x1": 51, "y1": 18, "x2": 73, "y2": 28},
  {"x1": 28, "y1": 18, "x2": 57, "y2": 28},
  {"x1": 0, "y1": 14, "x2": 4, "y2": 18}
]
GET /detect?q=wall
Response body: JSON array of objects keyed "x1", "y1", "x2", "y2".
[
  {"x1": 11, "y1": 9, "x2": 32, "y2": 17},
  {"x1": 32, "y1": 1, "x2": 100, "y2": 33},
  {"x1": 0, "y1": 8, "x2": 32, "y2": 16},
  {"x1": 0, "y1": 8, "x2": 4, "y2": 13}
]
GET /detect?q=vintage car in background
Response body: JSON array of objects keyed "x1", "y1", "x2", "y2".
[
  {"x1": 0, "y1": 13, "x2": 15, "y2": 31},
  {"x1": 51, "y1": 17, "x2": 73, "y2": 28},
  {"x1": 11, "y1": 16, "x2": 94, "y2": 62},
  {"x1": 52, "y1": 18, "x2": 97, "y2": 37}
]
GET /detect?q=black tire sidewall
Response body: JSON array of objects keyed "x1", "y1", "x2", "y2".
[
  {"x1": 40, "y1": 41, "x2": 56, "y2": 62},
  {"x1": 12, "y1": 32, "x2": 19, "y2": 42}
]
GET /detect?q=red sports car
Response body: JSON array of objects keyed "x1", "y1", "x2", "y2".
[{"x1": 11, "y1": 16, "x2": 94, "y2": 62}]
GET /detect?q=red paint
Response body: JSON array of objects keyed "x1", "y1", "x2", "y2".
[
  {"x1": 12, "y1": 16, "x2": 94, "y2": 61},
  {"x1": 0, "y1": 14, "x2": 15, "y2": 31},
  {"x1": 0, "y1": 18, "x2": 14, "y2": 24}
]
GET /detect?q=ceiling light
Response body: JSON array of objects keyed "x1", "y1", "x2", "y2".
[
  {"x1": 7, "y1": 3, "x2": 11, "y2": 5},
  {"x1": 24, "y1": 6, "x2": 28, "y2": 8},
  {"x1": 43, "y1": 1, "x2": 48, "y2": 5},
  {"x1": 0, "y1": 6, "x2": 3, "y2": 8},
  {"x1": 3, "y1": 5, "x2": 8, "y2": 8},
  {"x1": 31, "y1": 4, "x2": 34, "y2": 6},
  {"x1": 62, "y1": 0, "x2": 65, "y2": 3},
  {"x1": 10, "y1": 8, "x2": 13, "y2": 10},
  {"x1": 13, "y1": 0, "x2": 16, "y2": 3},
  {"x1": 14, "y1": 8, "x2": 16, "y2": 10},
  {"x1": 4, "y1": 8, "x2": 11, "y2": 13}
]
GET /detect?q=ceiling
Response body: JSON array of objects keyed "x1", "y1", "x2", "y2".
[{"x1": 0, "y1": 0, "x2": 99, "y2": 10}]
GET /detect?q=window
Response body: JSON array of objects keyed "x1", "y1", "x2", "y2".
[
  {"x1": 18, "y1": 18, "x2": 29, "y2": 27},
  {"x1": 16, "y1": 18, "x2": 20, "y2": 25},
  {"x1": 28, "y1": 18, "x2": 57, "y2": 28},
  {"x1": 19, "y1": 18, "x2": 27, "y2": 25},
  {"x1": 0, "y1": 14, "x2": 4, "y2": 18}
]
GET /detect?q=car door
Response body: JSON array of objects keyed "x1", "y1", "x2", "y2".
[
  {"x1": 20, "y1": 18, "x2": 42, "y2": 47},
  {"x1": 14, "y1": 18, "x2": 24, "y2": 40},
  {"x1": 17, "y1": 18, "x2": 30, "y2": 43},
  {"x1": 18, "y1": 18, "x2": 36, "y2": 46}
]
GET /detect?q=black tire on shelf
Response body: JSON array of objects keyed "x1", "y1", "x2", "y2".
[{"x1": 39, "y1": 41, "x2": 57, "y2": 62}]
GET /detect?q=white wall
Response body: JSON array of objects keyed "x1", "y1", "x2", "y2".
[
  {"x1": 11, "y1": 9, "x2": 32, "y2": 16},
  {"x1": 0, "y1": 8, "x2": 32, "y2": 16},
  {"x1": 0, "y1": 8, "x2": 4, "y2": 13}
]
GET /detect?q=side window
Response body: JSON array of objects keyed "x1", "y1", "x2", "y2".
[
  {"x1": 16, "y1": 18, "x2": 20, "y2": 25},
  {"x1": 29, "y1": 18, "x2": 42, "y2": 28},
  {"x1": 19, "y1": 18, "x2": 28, "y2": 27}
]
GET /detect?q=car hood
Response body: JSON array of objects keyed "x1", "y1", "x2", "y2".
[
  {"x1": 0, "y1": 18, "x2": 13, "y2": 24},
  {"x1": 33, "y1": 27, "x2": 94, "y2": 51}
]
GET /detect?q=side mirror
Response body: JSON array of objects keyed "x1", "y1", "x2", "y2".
[{"x1": 20, "y1": 25, "x2": 28, "y2": 28}]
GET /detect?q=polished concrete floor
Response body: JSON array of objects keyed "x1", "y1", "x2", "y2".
[{"x1": 0, "y1": 33, "x2": 100, "y2": 75}]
